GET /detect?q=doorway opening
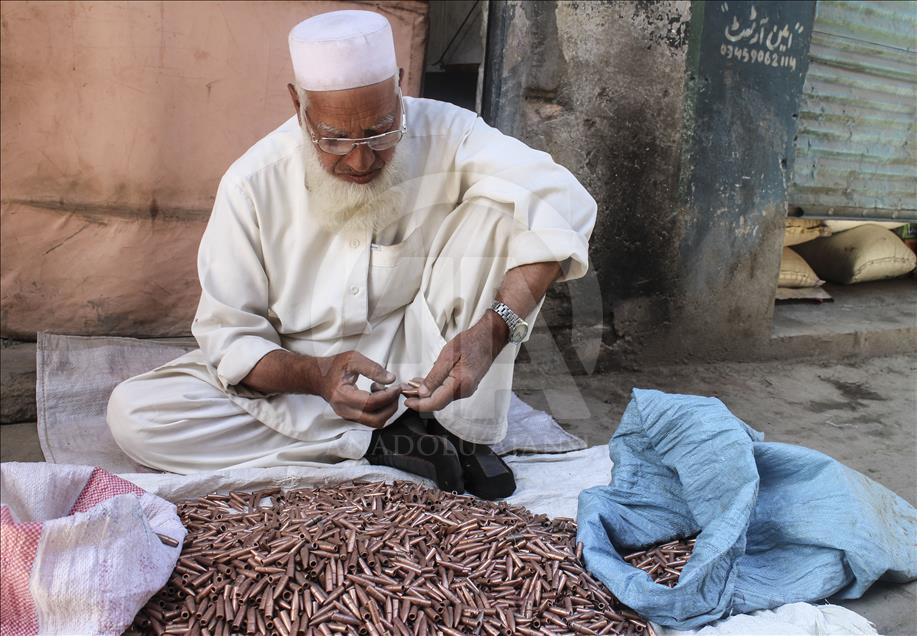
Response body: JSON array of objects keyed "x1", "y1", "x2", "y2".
[{"x1": 421, "y1": 1, "x2": 484, "y2": 112}]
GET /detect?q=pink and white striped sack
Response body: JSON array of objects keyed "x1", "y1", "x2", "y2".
[{"x1": 0, "y1": 463, "x2": 185, "y2": 635}]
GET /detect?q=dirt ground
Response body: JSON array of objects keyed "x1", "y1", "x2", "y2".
[{"x1": 2, "y1": 353, "x2": 915, "y2": 633}]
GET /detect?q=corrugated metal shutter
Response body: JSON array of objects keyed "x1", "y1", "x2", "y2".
[{"x1": 788, "y1": 0, "x2": 917, "y2": 220}]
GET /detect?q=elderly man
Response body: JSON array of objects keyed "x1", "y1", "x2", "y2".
[{"x1": 107, "y1": 10, "x2": 596, "y2": 499}]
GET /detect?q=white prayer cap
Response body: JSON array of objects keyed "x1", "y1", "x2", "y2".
[{"x1": 289, "y1": 10, "x2": 397, "y2": 91}]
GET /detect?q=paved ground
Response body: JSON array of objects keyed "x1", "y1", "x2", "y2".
[
  {"x1": 773, "y1": 279, "x2": 916, "y2": 339},
  {"x1": 3, "y1": 353, "x2": 915, "y2": 633}
]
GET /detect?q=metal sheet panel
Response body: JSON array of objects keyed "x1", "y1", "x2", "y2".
[{"x1": 788, "y1": 1, "x2": 917, "y2": 219}]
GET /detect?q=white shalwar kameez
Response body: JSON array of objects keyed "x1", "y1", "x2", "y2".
[{"x1": 107, "y1": 97, "x2": 597, "y2": 474}]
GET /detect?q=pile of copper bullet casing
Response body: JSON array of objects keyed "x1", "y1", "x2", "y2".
[
  {"x1": 129, "y1": 481, "x2": 693, "y2": 636},
  {"x1": 623, "y1": 539, "x2": 696, "y2": 588}
]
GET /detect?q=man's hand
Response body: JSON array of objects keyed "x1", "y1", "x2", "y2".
[
  {"x1": 404, "y1": 311, "x2": 507, "y2": 412},
  {"x1": 241, "y1": 349, "x2": 401, "y2": 428},
  {"x1": 315, "y1": 351, "x2": 402, "y2": 428}
]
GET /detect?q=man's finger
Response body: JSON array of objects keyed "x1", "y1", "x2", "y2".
[
  {"x1": 419, "y1": 347, "x2": 457, "y2": 397},
  {"x1": 406, "y1": 375, "x2": 461, "y2": 412},
  {"x1": 331, "y1": 397, "x2": 394, "y2": 428},
  {"x1": 332, "y1": 403, "x2": 369, "y2": 425},
  {"x1": 338, "y1": 382, "x2": 401, "y2": 412},
  {"x1": 364, "y1": 400, "x2": 399, "y2": 429},
  {"x1": 363, "y1": 384, "x2": 403, "y2": 412},
  {"x1": 337, "y1": 384, "x2": 374, "y2": 411},
  {"x1": 347, "y1": 353, "x2": 396, "y2": 385},
  {"x1": 336, "y1": 384, "x2": 374, "y2": 411}
]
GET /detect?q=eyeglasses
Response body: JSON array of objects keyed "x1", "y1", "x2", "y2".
[{"x1": 304, "y1": 90, "x2": 407, "y2": 156}]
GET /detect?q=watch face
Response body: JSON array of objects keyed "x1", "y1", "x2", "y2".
[{"x1": 510, "y1": 321, "x2": 528, "y2": 343}]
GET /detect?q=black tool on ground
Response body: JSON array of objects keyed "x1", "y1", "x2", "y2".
[
  {"x1": 427, "y1": 419, "x2": 516, "y2": 500},
  {"x1": 364, "y1": 410, "x2": 464, "y2": 493}
]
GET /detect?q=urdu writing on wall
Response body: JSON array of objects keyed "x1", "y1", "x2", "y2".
[{"x1": 719, "y1": 2, "x2": 805, "y2": 71}]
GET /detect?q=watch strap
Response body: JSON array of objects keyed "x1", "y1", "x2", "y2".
[{"x1": 490, "y1": 301, "x2": 521, "y2": 340}]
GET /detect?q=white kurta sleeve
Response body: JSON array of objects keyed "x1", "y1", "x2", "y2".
[
  {"x1": 192, "y1": 175, "x2": 283, "y2": 392},
  {"x1": 453, "y1": 116, "x2": 597, "y2": 281}
]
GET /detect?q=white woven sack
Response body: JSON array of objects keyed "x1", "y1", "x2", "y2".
[
  {"x1": 822, "y1": 220, "x2": 905, "y2": 234},
  {"x1": 795, "y1": 224, "x2": 917, "y2": 284},
  {"x1": 784, "y1": 219, "x2": 830, "y2": 247},
  {"x1": 0, "y1": 463, "x2": 185, "y2": 635},
  {"x1": 778, "y1": 247, "x2": 824, "y2": 288}
]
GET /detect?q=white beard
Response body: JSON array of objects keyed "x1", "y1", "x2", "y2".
[{"x1": 301, "y1": 128, "x2": 408, "y2": 234}]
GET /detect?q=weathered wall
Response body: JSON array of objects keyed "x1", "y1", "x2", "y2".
[
  {"x1": 0, "y1": 0, "x2": 428, "y2": 340},
  {"x1": 483, "y1": 0, "x2": 692, "y2": 367},
  {"x1": 666, "y1": 0, "x2": 816, "y2": 360},
  {"x1": 485, "y1": 0, "x2": 819, "y2": 366}
]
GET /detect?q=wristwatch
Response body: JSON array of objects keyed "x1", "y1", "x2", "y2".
[{"x1": 490, "y1": 300, "x2": 529, "y2": 344}]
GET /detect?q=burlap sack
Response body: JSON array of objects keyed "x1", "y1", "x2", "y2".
[
  {"x1": 778, "y1": 247, "x2": 824, "y2": 288},
  {"x1": 795, "y1": 225, "x2": 917, "y2": 284},
  {"x1": 823, "y1": 220, "x2": 906, "y2": 234},
  {"x1": 784, "y1": 219, "x2": 831, "y2": 247}
]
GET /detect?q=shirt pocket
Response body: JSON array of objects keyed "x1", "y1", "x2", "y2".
[{"x1": 367, "y1": 225, "x2": 426, "y2": 321}]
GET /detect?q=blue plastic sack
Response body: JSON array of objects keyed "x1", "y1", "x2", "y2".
[{"x1": 576, "y1": 389, "x2": 917, "y2": 629}]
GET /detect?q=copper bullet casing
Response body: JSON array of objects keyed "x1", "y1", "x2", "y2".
[
  {"x1": 401, "y1": 377, "x2": 423, "y2": 398},
  {"x1": 157, "y1": 532, "x2": 180, "y2": 548}
]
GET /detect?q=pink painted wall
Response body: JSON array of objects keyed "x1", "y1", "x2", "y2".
[{"x1": 0, "y1": 0, "x2": 428, "y2": 338}]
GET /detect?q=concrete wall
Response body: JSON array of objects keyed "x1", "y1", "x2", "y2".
[
  {"x1": 668, "y1": 0, "x2": 816, "y2": 360},
  {"x1": 484, "y1": 0, "x2": 821, "y2": 366},
  {"x1": 0, "y1": 1, "x2": 428, "y2": 340},
  {"x1": 483, "y1": 0, "x2": 692, "y2": 367}
]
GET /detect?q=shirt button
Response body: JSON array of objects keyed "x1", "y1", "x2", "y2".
[
  {"x1": 350, "y1": 239, "x2": 360, "y2": 248},
  {"x1": 350, "y1": 286, "x2": 360, "y2": 295}
]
